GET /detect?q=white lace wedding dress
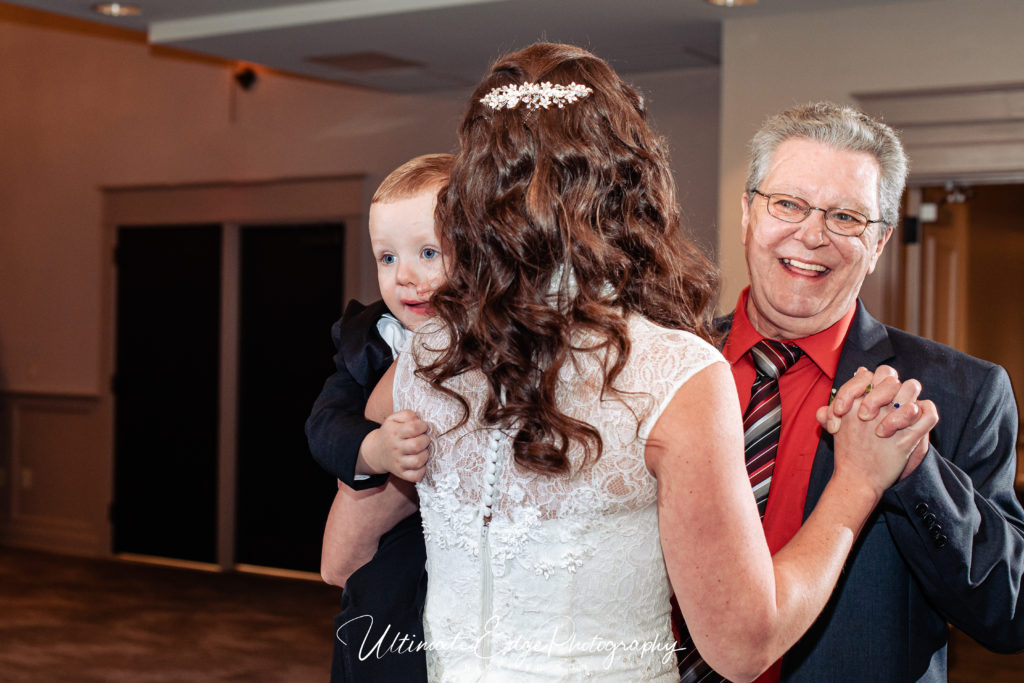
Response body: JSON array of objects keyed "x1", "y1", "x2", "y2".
[{"x1": 394, "y1": 314, "x2": 724, "y2": 681}]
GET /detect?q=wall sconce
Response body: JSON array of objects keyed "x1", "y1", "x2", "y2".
[
  {"x1": 92, "y1": 3, "x2": 142, "y2": 17},
  {"x1": 235, "y1": 67, "x2": 258, "y2": 91}
]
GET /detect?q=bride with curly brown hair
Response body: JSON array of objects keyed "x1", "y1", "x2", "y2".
[{"x1": 362, "y1": 42, "x2": 932, "y2": 681}]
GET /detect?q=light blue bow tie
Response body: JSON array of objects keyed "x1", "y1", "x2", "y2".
[{"x1": 376, "y1": 313, "x2": 411, "y2": 357}]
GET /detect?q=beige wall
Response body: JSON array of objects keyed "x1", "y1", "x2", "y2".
[
  {"x1": 0, "y1": 8, "x2": 720, "y2": 398},
  {"x1": 0, "y1": 7, "x2": 720, "y2": 555},
  {"x1": 633, "y1": 67, "x2": 721, "y2": 258},
  {"x1": 717, "y1": 0, "x2": 1024, "y2": 315},
  {"x1": 0, "y1": 9, "x2": 465, "y2": 396}
]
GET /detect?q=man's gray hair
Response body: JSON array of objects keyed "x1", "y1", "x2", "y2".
[{"x1": 746, "y1": 102, "x2": 909, "y2": 238}]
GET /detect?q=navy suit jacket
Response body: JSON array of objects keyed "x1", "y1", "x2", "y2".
[
  {"x1": 307, "y1": 298, "x2": 393, "y2": 490},
  {"x1": 306, "y1": 299, "x2": 427, "y2": 682},
  {"x1": 724, "y1": 302, "x2": 1024, "y2": 681}
]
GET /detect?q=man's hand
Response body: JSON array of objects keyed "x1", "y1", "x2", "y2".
[
  {"x1": 355, "y1": 410, "x2": 432, "y2": 482},
  {"x1": 830, "y1": 386, "x2": 939, "y2": 499},
  {"x1": 825, "y1": 366, "x2": 899, "y2": 433},
  {"x1": 818, "y1": 365, "x2": 938, "y2": 481}
]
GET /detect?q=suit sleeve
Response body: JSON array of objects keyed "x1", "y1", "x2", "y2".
[
  {"x1": 305, "y1": 315, "x2": 389, "y2": 490},
  {"x1": 883, "y1": 363, "x2": 1024, "y2": 653}
]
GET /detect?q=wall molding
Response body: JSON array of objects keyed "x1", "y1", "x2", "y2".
[
  {"x1": 0, "y1": 391, "x2": 107, "y2": 555},
  {"x1": 855, "y1": 82, "x2": 1024, "y2": 186}
]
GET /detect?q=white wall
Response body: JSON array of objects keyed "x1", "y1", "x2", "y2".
[{"x1": 717, "y1": 0, "x2": 1024, "y2": 314}]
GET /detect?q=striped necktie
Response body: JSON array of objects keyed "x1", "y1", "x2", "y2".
[
  {"x1": 676, "y1": 338, "x2": 803, "y2": 683},
  {"x1": 743, "y1": 339, "x2": 803, "y2": 518}
]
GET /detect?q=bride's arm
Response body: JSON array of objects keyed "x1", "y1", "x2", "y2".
[
  {"x1": 646, "y1": 362, "x2": 936, "y2": 682},
  {"x1": 365, "y1": 362, "x2": 397, "y2": 423},
  {"x1": 320, "y1": 363, "x2": 421, "y2": 586},
  {"x1": 321, "y1": 476, "x2": 419, "y2": 586}
]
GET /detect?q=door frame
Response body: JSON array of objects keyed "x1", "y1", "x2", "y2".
[
  {"x1": 854, "y1": 82, "x2": 1024, "y2": 329},
  {"x1": 101, "y1": 176, "x2": 366, "y2": 570}
]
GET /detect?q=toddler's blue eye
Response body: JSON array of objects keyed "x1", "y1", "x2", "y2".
[
  {"x1": 381, "y1": 254, "x2": 396, "y2": 265},
  {"x1": 422, "y1": 247, "x2": 439, "y2": 260}
]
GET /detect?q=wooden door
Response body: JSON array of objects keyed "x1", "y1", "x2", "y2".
[
  {"x1": 113, "y1": 225, "x2": 221, "y2": 563},
  {"x1": 919, "y1": 187, "x2": 970, "y2": 351},
  {"x1": 234, "y1": 223, "x2": 345, "y2": 572}
]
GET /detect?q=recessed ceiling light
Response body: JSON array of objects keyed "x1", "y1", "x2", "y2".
[
  {"x1": 705, "y1": 0, "x2": 759, "y2": 6},
  {"x1": 92, "y1": 3, "x2": 142, "y2": 17}
]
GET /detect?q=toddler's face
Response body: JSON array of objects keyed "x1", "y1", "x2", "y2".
[{"x1": 369, "y1": 189, "x2": 445, "y2": 331}]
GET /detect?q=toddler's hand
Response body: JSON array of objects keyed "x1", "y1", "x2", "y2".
[{"x1": 359, "y1": 410, "x2": 432, "y2": 482}]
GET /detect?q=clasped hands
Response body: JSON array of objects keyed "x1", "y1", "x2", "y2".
[{"x1": 818, "y1": 365, "x2": 939, "y2": 492}]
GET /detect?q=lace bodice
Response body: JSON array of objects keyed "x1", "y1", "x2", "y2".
[{"x1": 395, "y1": 315, "x2": 724, "y2": 681}]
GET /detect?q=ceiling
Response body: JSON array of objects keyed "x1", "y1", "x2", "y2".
[{"x1": 6, "y1": 0, "x2": 910, "y2": 93}]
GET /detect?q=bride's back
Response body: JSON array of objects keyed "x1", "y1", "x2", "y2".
[{"x1": 397, "y1": 316, "x2": 722, "y2": 680}]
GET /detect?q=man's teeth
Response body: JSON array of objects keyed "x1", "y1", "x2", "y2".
[{"x1": 784, "y1": 258, "x2": 827, "y2": 273}]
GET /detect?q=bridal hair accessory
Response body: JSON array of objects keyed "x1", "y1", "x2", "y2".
[{"x1": 480, "y1": 82, "x2": 593, "y2": 110}]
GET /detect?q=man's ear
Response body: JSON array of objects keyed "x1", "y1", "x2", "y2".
[
  {"x1": 866, "y1": 226, "x2": 894, "y2": 275},
  {"x1": 740, "y1": 192, "x2": 752, "y2": 245}
]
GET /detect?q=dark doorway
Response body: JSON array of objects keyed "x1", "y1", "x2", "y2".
[
  {"x1": 235, "y1": 224, "x2": 345, "y2": 572},
  {"x1": 113, "y1": 225, "x2": 222, "y2": 563}
]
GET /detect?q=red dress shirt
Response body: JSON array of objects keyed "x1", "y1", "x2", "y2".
[{"x1": 721, "y1": 287, "x2": 857, "y2": 683}]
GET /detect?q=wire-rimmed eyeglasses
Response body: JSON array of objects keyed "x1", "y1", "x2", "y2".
[{"x1": 751, "y1": 189, "x2": 886, "y2": 237}]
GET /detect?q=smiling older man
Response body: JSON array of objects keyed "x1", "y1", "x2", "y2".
[{"x1": 677, "y1": 102, "x2": 1024, "y2": 682}]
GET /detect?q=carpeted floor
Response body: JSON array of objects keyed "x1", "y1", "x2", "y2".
[
  {"x1": 949, "y1": 628, "x2": 1024, "y2": 683},
  {"x1": 0, "y1": 546, "x2": 1022, "y2": 682},
  {"x1": 0, "y1": 547, "x2": 339, "y2": 682}
]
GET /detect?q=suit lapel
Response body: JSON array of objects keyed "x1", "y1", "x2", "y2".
[
  {"x1": 802, "y1": 302, "x2": 896, "y2": 518},
  {"x1": 340, "y1": 300, "x2": 394, "y2": 388}
]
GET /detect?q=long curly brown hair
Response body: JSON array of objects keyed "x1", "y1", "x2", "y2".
[{"x1": 423, "y1": 42, "x2": 719, "y2": 475}]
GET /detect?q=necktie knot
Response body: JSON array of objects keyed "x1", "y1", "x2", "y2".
[{"x1": 749, "y1": 339, "x2": 802, "y2": 380}]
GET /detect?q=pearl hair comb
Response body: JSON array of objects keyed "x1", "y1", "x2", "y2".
[{"x1": 480, "y1": 82, "x2": 593, "y2": 110}]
